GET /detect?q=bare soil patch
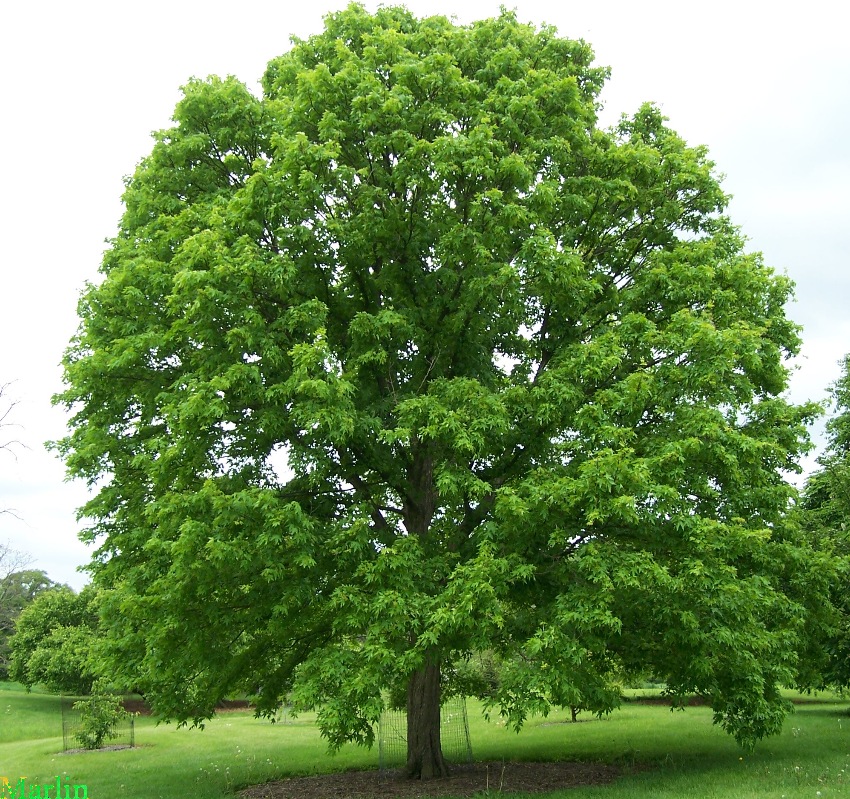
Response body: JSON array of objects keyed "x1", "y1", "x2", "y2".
[
  {"x1": 628, "y1": 695, "x2": 708, "y2": 707},
  {"x1": 238, "y1": 761, "x2": 626, "y2": 799},
  {"x1": 121, "y1": 698, "x2": 251, "y2": 715},
  {"x1": 60, "y1": 744, "x2": 136, "y2": 755}
]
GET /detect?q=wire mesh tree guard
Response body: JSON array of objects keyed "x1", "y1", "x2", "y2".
[
  {"x1": 61, "y1": 696, "x2": 136, "y2": 752},
  {"x1": 378, "y1": 696, "x2": 472, "y2": 771}
]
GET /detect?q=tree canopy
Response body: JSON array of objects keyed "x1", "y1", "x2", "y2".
[
  {"x1": 55, "y1": 4, "x2": 819, "y2": 778},
  {"x1": 8, "y1": 584, "x2": 100, "y2": 694},
  {"x1": 0, "y1": 547, "x2": 52, "y2": 679}
]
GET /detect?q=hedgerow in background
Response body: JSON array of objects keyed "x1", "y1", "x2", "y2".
[{"x1": 55, "y1": 2, "x2": 824, "y2": 779}]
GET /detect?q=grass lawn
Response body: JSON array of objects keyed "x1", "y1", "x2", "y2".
[{"x1": 1, "y1": 681, "x2": 849, "y2": 798}]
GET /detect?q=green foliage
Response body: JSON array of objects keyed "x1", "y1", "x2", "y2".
[
  {"x1": 72, "y1": 682, "x2": 129, "y2": 750},
  {"x1": 803, "y1": 354, "x2": 850, "y2": 529},
  {"x1": 447, "y1": 651, "x2": 503, "y2": 701},
  {"x1": 798, "y1": 354, "x2": 850, "y2": 688},
  {"x1": 0, "y1": 568, "x2": 59, "y2": 679},
  {"x1": 0, "y1": 542, "x2": 35, "y2": 676},
  {"x1": 1, "y1": 569, "x2": 57, "y2": 611},
  {"x1": 8, "y1": 584, "x2": 100, "y2": 694},
  {"x1": 53, "y1": 1, "x2": 822, "y2": 759}
]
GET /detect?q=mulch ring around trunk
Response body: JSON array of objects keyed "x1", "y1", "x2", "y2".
[{"x1": 238, "y1": 761, "x2": 626, "y2": 799}]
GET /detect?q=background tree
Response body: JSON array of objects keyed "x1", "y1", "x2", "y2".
[
  {"x1": 0, "y1": 387, "x2": 59, "y2": 679},
  {"x1": 798, "y1": 354, "x2": 850, "y2": 687},
  {"x1": 55, "y1": 4, "x2": 819, "y2": 778},
  {"x1": 0, "y1": 566, "x2": 59, "y2": 679},
  {"x1": 8, "y1": 584, "x2": 100, "y2": 695},
  {"x1": 803, "y1": 355, "x2": 850, "y2": 529},
  {"x1": 0, "y1": 542, "x2": 35, "y2": 678}
]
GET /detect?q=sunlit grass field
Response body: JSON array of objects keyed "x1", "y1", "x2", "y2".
[{"x1": 2, "y1": 681, "x2": 849, "y2": 798}]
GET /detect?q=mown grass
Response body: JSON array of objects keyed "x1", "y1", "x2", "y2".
[
  {"x1": 1, "y1": 682, "x2": 849, "y2": 798},
  {"x1": 0, "y1": 681, "x2": 68, "y2": 744}
]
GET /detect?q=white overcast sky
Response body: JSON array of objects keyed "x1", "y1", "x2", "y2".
[{"x1": 1, "y1": 1, "x2": 847, "y2": 589}]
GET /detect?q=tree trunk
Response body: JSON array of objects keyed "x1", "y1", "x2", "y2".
[{"x1": 405, "y1": 659, "x2": 449, "y2": 779}]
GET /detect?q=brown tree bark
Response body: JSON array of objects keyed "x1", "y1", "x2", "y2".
[
  {"x1": 405, "y1": 659, "x2": 449, "y2": 779},
  {"x1": 402, "y1": 447, "x2": 447, "y2": 779}
]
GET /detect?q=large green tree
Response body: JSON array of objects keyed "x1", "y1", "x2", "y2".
[{"x1": 56, "y1": 5, "x2": 818, "y2": 778}]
